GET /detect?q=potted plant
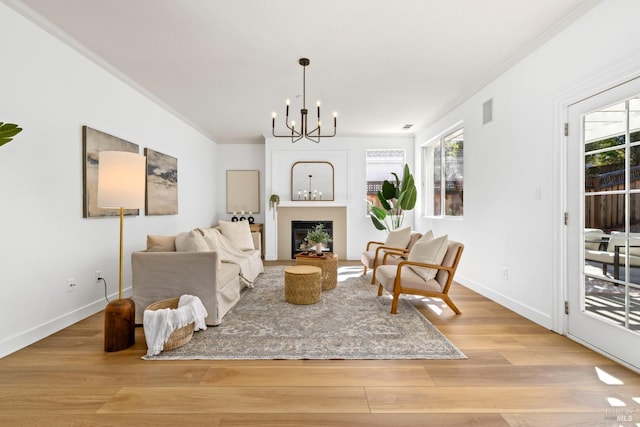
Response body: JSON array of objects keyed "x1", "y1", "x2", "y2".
[
  {"x1": 269, "y1": 194, "x2": 280, "y2": 220},
  {"x1": 306, "y1": 223, "x2": 332, "y2": 253},
  {"x1": 0, "y1": 122, "x2": 23, "y2": 148},
  {"x1": 369, "y1": 163, "x2": 417, "y2": 232}
]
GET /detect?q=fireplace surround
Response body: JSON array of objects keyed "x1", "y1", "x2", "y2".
[{"x1": 276, "y1": 205, "x2": 347, "y2": 260}]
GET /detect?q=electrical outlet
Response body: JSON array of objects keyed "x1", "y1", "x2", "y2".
[
  {"x1": 501, "y1": 267, "x2": 508, "y2": 280},
  {"x1": 66, "y1": 278, "x2": 76, "y2": 292},
  {"x1": 95, "y1": 270, "x2": 102, "y2": 283}
]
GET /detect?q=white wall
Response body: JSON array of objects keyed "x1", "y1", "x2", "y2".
[
  {"x1": 415, "y1": 0, "x2": 640, "y2": 329},
  {"x1": 264, "y1": 136, "x2": 414, "y2": 260},
  {"x1": 0, "y1": 3, "x2": 219, "y2": 357}
]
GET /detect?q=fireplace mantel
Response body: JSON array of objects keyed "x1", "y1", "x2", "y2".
[{"x1": 278, "y1": 201, "x2": 349, "y2": 208}]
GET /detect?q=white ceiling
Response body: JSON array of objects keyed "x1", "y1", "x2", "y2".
[{"x1": 9, "y1": 0, "x2": 599, "y2": 144}]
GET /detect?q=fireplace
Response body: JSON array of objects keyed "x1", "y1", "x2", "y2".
[{"x1": 291, "y1": 220, "x2": 333, "y2": 258}]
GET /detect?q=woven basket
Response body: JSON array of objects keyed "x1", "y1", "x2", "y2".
[{"x1": 144, "y1": 297, "x2": 194, "y2": 351}]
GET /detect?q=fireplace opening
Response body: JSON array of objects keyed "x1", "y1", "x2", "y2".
[{"x1": 291, "y1": 220, "x2": 333, "y2": 259}]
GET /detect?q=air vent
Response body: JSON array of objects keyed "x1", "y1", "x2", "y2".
[
  {"x1": 482, "y1": 98, "x2": 493, "y2": 124},
  {"x1": 402, "y1": 124, "x2": 413, "y2": 130}
]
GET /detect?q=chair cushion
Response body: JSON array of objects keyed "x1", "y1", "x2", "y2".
[
  {"x1": 408, "y1": 234, "x2": 448, "y2": 281},
  {"x1": 376, "y1": 265, "x2": 442, "y2": 293},
  {"x1": 584, "y1": 228, "x2": 604, "y2": 251},
  {"x1": 385, "y1": 226, "x2": 411, "y2": 248},
  {"x1": 146, "y1": 235, "x2": 176, "y2": 252},
  {"x1": 219, "y1": 220, "x2": 255, "y2": 250}
]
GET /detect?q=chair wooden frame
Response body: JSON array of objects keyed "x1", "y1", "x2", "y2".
[
  {"x1": 377, "y1": 244, "x2": 464, "y2": 315},
  {"x1": 362, "y1": 240, "x2": 410, "y2": 283}
]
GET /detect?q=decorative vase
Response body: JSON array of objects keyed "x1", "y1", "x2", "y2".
[{"x1": 315, "y1": 242, "x2": 323, "y2": 254}]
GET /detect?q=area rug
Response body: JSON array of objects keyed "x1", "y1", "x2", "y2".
[{"x1": 143, "y1": 266, "x2": 466, "y2": 360}]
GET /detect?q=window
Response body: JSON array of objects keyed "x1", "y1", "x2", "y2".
[
  {"x1": 366, "y1": 149, "x2": 405, "y2": 214},
  {"x1": 423, "y1": 128, "x2": 464, "y2": 216}
]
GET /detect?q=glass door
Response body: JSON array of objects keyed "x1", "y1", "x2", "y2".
[{"x1": 567, "y1": 77, "x2": 640, "y2": 371}]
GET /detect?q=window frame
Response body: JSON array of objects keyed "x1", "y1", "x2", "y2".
[{"x1": 422, "y1": 126, "x2": 464, "y2": 218}]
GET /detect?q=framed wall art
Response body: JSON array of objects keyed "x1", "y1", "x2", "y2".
[
  {"x1": 82, "y1": 126, "x2": 140, "y2": 218},
  {"x1": 227, "y1": 170, "x2": 260, "y2": 214},
  {"x1": 145, "y1": 148, "x2": 178, "y2": 215}
]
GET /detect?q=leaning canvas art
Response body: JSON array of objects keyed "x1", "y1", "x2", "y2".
[
  {"x1": 145, "y1": 148, "x2": 178, "y2": 215},
  {"x1": 82, "y1": 126, "x2": 140, "y2": 218}
]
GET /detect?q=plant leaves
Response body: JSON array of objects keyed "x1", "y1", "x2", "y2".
[{"x1": 0, "y1": 122, "x2": 23, "y2": 147}]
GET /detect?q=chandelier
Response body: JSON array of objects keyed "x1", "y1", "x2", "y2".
[{"x1": 271, "y1": 58, "x2": 337, "y2": 143}]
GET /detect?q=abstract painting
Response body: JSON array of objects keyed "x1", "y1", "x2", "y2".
[
  {"x1": 82, "y1": 126, "x2": 140, "y2": 218},
  {"x1": 145, "y1": 148, "x2": 178, "y2": 215}
]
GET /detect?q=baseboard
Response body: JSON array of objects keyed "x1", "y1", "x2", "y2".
[
  {"x1": 0, "y1": 289, "x2": 129, "y2": 358},
  {"x1": 456, "y1": 274, "x2": 553, "y2": 330}
]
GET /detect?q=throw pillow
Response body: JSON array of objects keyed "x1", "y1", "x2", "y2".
[
  {"x1": 408, "y1": 234, "x2": 449, "y2": 281},
  {"x1": 413, "y1": 230, "x2": 434, "y2": 245},
  {"x1": 175, "y1": 230, "x2": 209, "y2": 252},
  {"x1": 192, "y1": 228, "x2": 221, "y2": 271},
  {"x1": 384, "y1": 226, "x2": 411, "y2": 249},
  {"x1": 147, "y1": 235, "x2": 176, "y2": 252},
  {"x1": 219, "y1": 220, "x2": 254, "y2": 251},
  {"x1": 198, "y1": 227, "x2": 220, "y2": 252}
]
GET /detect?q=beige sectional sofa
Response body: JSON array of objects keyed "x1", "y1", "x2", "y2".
[{"x1": 132, "y1": 221, "x2": 263, "y2": 326}]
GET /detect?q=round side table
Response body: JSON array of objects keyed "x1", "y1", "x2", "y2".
[{"x1": 284, "y1": 265, "x2": 322, "y2": 304}]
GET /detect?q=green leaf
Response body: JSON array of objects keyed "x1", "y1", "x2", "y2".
[
  {"x1": 377, "y1": 190, "x2": 392, "y2": 211},
  {"x1": 381, "y1": 180, "x2": 396, "y2": 201},
  {"x1": 0, "y1": 122, "x2": 23, "y2": 147},
  {"x1": 370, "y1": 205, "x2": 387, "y2": 221},
  {"x1": 399, "y1": 186, "x2": 417, "y2": 210},
  {"x1": 370, "y1": 215, "x2": 387, "y2": 231}
]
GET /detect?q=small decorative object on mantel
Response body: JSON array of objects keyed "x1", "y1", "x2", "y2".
[
  {"x1": 248, "y1": 212, "x2": 255, "y2": 224},
  {"x1": 231, "y1": 212, "x2": 239, "y2": 222},
  {"x1": 306, "y1": 223, "x2": 333, "y2": 254}
]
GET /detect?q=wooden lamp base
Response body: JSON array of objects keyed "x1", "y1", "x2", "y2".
[{"x1": 104, "y1": 298, "x2": 135, "y2": 352}]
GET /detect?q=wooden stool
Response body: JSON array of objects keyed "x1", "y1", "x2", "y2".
[{"x1": 284, "y1": 265, "x2": 322, "y2": 304}]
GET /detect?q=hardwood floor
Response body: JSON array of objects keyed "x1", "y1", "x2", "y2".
[{"x1": 2, "y1": 262, "x2": 640, "y2": 426}]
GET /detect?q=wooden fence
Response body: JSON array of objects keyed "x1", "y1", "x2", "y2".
[{"x1": 585, "y1": 166, "x2": 640, "y2": 230}]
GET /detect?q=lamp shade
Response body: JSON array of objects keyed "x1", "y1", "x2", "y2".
[{"x1": 97, "y1": 151, "x2": 146, "y2": 209}]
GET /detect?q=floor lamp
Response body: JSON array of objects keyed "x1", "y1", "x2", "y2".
[{"x1": 97, "y1": 150, "x2": 146, "y2": 352}]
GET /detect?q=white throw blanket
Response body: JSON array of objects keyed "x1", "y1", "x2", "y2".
[
  {"x1": 143, "y1": 294, "x2": 208, "y2": 357},
  {"x1": 207, "y1": 228, "x2": 260, "y2": 288}
]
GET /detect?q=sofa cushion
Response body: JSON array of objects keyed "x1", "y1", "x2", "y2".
[
  {"x1": 147, "y1": 235, "x2": 176, "y2": 252},
  {"x1": 219, "y1": 220, "x2": 255, "y2": 250},
  {"x1": 385, "y1": 226, "x2": 411, "y2": 248},
  {"x1": 198, "y1": 227, "x2": 221, "y2": 252},
  {"x1": 408, "y1": 234, "x2": 449, "y2": 281},
  {"x1": 176, "y1": 230, "x2": 209, "y2": 252}
]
